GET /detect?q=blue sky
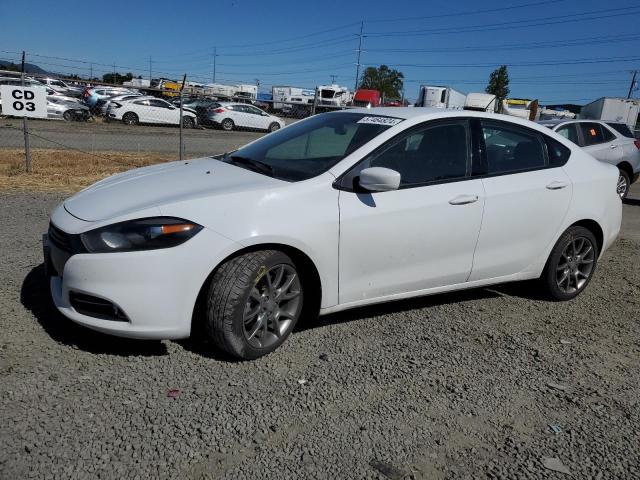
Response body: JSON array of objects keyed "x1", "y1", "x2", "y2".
[{"x1": 1, "y1": 0, "x2": 638, "y2": 103}]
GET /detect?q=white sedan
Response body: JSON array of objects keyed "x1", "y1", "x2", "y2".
[
  {"x1": 206, "y1": 102, "x2": 285, "y2": 132},
  {"x1": 106, "y1": 96, "x2": 197, "y2": 128},
  {"x1": 44, "y1": 109, "x2": 621, "y2": 359}
]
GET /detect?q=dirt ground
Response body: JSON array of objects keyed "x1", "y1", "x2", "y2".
[{"x1": 0, "y1": 181, "x2": 638, "y2": 479}]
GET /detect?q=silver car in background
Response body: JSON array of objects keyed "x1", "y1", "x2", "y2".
[{"x1": 540, "y1": 119, "x2": 640, "y2": 198}]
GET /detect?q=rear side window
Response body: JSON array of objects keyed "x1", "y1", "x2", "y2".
[
  {"x1": 481, "y1": 121, "x2": 545, "y2": 175},
  {"x1": 555, "y1": 124, "x2": 579, "y2": 145},
  {"x1": 606, "y1": 122, "x2": 634, "y2": 138},
  {"x1": 579, "y1": 123, "x2": 607, "y2": 146},
  {"x1": 545, "y1": 136, "x2": 571, "y2": 167}
]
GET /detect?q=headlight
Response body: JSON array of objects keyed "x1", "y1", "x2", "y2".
[{"x1": 81, "y1": 217, "x2": 203, "y2": 253}]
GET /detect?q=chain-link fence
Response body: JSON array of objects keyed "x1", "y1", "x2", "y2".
[{"x1": 0, "y1": 63, "x2": 367, "y2": 192}]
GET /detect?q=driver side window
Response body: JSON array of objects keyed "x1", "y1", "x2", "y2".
[{"x1": 366, "y1": 121, "x2": 469, "y2": 187}]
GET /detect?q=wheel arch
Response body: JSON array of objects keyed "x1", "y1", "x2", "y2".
[
  {"x1": 190, "y1": 242, "x2": 322, "y2": 336},
  {"x1": 616, "y1": 161, "x2": 633, "y2": 178},
  {"x1": 568, "y1": 219, "x2": 604, "y2": 255}
]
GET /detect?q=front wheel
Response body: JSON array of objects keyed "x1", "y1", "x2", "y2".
[
  {"x1": 205, "y1": 250, "x2": 304, "y2": 359},
  {"x1": 182, "y1": 116, "x2": 195, "y2": 129},
  {"x1": 617, "y1": 169, "x2": 630, "y2": 199},
  {"x1": 541, "y1": 226, "x2": 598, "y2": 301}
]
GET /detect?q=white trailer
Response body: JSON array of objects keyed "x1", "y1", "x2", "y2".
[
  {"x1": 580, "y1": 97, "x2": 640, "y2": 131},
  {"x1": 272, "y1": 86, "x2": 315, "y2": 112},
  {"x1": 415, "y1": 85, "x2": 466, "y2": 109},
  {"x1": 464, "y1": 93, "x2": 497, "y2": 112}
]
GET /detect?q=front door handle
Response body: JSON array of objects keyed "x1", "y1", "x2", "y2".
[
  {"x1": 449, "y1": 194, "x2": 479, "y2": 205},
  {"x1": 546, "y1": 181, "x2": 569, "y2": 190},
  {"x1": 610, "y1": 144, "x2": 618, "y2": 149}
]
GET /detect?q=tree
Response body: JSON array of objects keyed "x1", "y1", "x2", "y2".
[
  {"x1": 485, "y1": 65, "x2": 510, "y2": 101},
  {"x1": 359, "y1": 65, "x2": 404, "y2": 99},
  {"x1": 102, "y1": 71, "x2": 134, "y2": 85}
]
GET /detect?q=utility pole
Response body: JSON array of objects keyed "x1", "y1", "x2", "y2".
[
  {"x1": 149, "y1": 55, "x2": 153, "y2": 83},
  {"x1": 89, "y1": 63, "x2": 93, "y2": 81},
  {"x1": 354, "y1": 21, "x2": 364, "y2": 93},
  {"x1": 628, "y1": 70, "x2": 638, "y2": 99},
  {"x1": 330, "y1": 74, "x2": 337, "y2": 84},
  {"x1": 214, "y1": 47, "x2": 217, "y2": 84}
]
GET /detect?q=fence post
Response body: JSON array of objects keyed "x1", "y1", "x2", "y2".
[
  {"x1": 179, "y1": 74, "x2": 186, "y2": 160},
  {"x1": 20, "y1": 51, "x2": 32, "y2": 173},
  {"x1": 311, "y1": 88, "x2": 318, "y2": 116}
]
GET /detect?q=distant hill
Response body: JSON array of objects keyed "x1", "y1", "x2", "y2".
[{"x1": 0, "y1": 60, "x2": 49, "y2": 75}]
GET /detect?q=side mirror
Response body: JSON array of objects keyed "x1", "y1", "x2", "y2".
[{"x1": 358, "y1": 167, "x2": 401, "y2": 192}]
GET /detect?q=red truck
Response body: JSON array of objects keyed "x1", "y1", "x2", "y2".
[{"x1": 352, "y1": 89, "x2": 381, "y2": 108}]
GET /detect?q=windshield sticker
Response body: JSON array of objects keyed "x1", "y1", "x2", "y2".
[{"x1": 357, "y1": 116, "x2": 403, "y2": 126}]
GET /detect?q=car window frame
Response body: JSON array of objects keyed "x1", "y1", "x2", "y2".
[
  {"x1": 578, "y1": 122, "x2": 608, "y2": 147},
  {"x1": 472, "y1": 118, "x2": 554, "y2": 178},
  {"x1": 334, "y1": 118, "x2": 473, "y2": 192}
]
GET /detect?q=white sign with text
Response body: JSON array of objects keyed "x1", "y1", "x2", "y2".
[{"x1": 0, "y1": 85, "x2": 47, "y2": 118}]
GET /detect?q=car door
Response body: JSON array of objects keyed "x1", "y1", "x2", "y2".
[
  {"x1": 149, "y1": 99, "x2": 178, "y2": 124},
  {"x1": 338, "y1": 119, "x2": 485, "y2": 304},
  {"x1": 578, "y1": 122, "x2": 612, "y2": 163},
  {"x1": 600, "y1": 124, "x2": 624, "y2": 164},
  {"x1": 246, "y1": 105, "x2": 271, "y2": 129},
  {"x1": 468, "y1": 119, "x2": 572, "y2": 281}
]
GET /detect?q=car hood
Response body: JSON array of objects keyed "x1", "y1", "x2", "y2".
[{"x1": 64, "y1": 157, "x2": 284, "y2": 222}]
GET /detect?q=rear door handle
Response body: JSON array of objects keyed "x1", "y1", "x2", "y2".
[
  {"x1": 546, "y1": 181, "x2": 568, "y2": 190},
  {"x1": 449, "y1": 194, "x2": 479, "y2": 205}
]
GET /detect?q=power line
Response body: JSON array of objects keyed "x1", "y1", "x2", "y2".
[
  {"x1": 366, "y1": 0, "x2": 567, "y2": 23},
  {"x1": 369, "y1": 55, "x2": 640, "y2": 69},
  {"x1": 365, "y1": 6, "x2": 640, "y2": 37}
]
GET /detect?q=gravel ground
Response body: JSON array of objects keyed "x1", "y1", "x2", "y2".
[{"x1": 1, "y1": 186, "x2": 639, "y2": 479}]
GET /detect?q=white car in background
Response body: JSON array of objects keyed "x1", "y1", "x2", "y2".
[
  {"x1": 207, "y1": 102, "x2": 285, "y2": 132},
  {"x1": 539, "y1": 119, "x2": 640, "y2": 198},
  {"x1": 44, "y1": 109, "x2": 621, "y2": 359},
  {"x1": 99, "y1": 93, "x2": 143, "y2": 115},
  {"x1": 106, "y1": 97, "x2": 197, "y2": 128}
]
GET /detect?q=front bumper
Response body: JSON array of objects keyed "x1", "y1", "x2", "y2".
[{"x1": 47, "y1": 225, "x2": 240, "y2": 340}]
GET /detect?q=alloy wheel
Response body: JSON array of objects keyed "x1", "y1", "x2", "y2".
[
  {"x1": 556, "y1": 236, "x2": 595, "y2": 294},
  {"x1": 243, "y1": 264, "x2": 302, "y2": 349},
  {"x1": 617, "y1": 174, "x2": 628, "y2": 198}
]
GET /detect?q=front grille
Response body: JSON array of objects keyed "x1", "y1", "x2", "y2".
[
  {"x1": 69, "y1": 292, "x2": 129, "y2": 322},
  {"x1": 48, "y1": 223, "x2": 72, "y2": 252}
]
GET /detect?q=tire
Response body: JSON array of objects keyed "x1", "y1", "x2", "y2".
[
  {"x1": 541, "y1": 226, "x2": 598, "y2": 301},
  {"x1": 221, "y1": 118, "x2": 234, "y2": 131},
  {"x1": 617, "y1": 168, "x2": 630, "y2": 199},
  {"x1": 205, "y1": 250, "x2": 304, "y2": 359},
  {"x1": 122, "y1": 112, "x2": 139, "y2": 126},
  {"x1": 268, "y1": 122, "x2": 280, "y2": 133},
  {"x1": 182, "y1": 116, "x2": 195, "y2": 129},
  {"x1": 62, "y1": 111, "x2": 72, "y2": 122}
]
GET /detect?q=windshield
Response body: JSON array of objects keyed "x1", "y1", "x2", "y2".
[{"x1": 220, "y1": 112, "x2": 402, "y2": 181}]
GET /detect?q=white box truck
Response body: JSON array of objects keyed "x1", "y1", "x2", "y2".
[
  {"x1": 272, "y1": 86, "x2": 315, "y2": 114},
  {"x1": 415, "y1": 85, "x2": 466, "y2": 109},
  {"x1": 464, "y1": 93, "x2": 497, "y2": 112},
  {"x1": 580, "y1": 97, "x2": 640, "y2": 131}
]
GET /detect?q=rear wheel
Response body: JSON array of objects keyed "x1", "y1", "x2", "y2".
[
  {"x1": 617, "y1": 168, "x2": 630, "y2": 199},
  {"x1": 221, "y1": 118, "x2": 234, "y2": 131},
  {"x1": 62, "y1": 111, "x2": 72, "y2": 122},
  {"x1": 122, "y1": 112, "x2": 139, "y2": 126},
  {"x1": 541, "y1": 226, "x2": 598, "y2": 301},
  {"x1": 268, "y1": 122, "x2": 280, "y2": 132},
  {"x1": 205, "y1": 250, "x2": 303, "y2": 359}
]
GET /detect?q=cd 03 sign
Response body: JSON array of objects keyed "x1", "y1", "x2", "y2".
[{"x1": 0, "y1": 85, "x2": 47, "y2": 118}]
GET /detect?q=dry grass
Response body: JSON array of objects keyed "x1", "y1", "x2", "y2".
[{"x1": 0, "y1": 148, "x2": 175, "y2": 192}]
